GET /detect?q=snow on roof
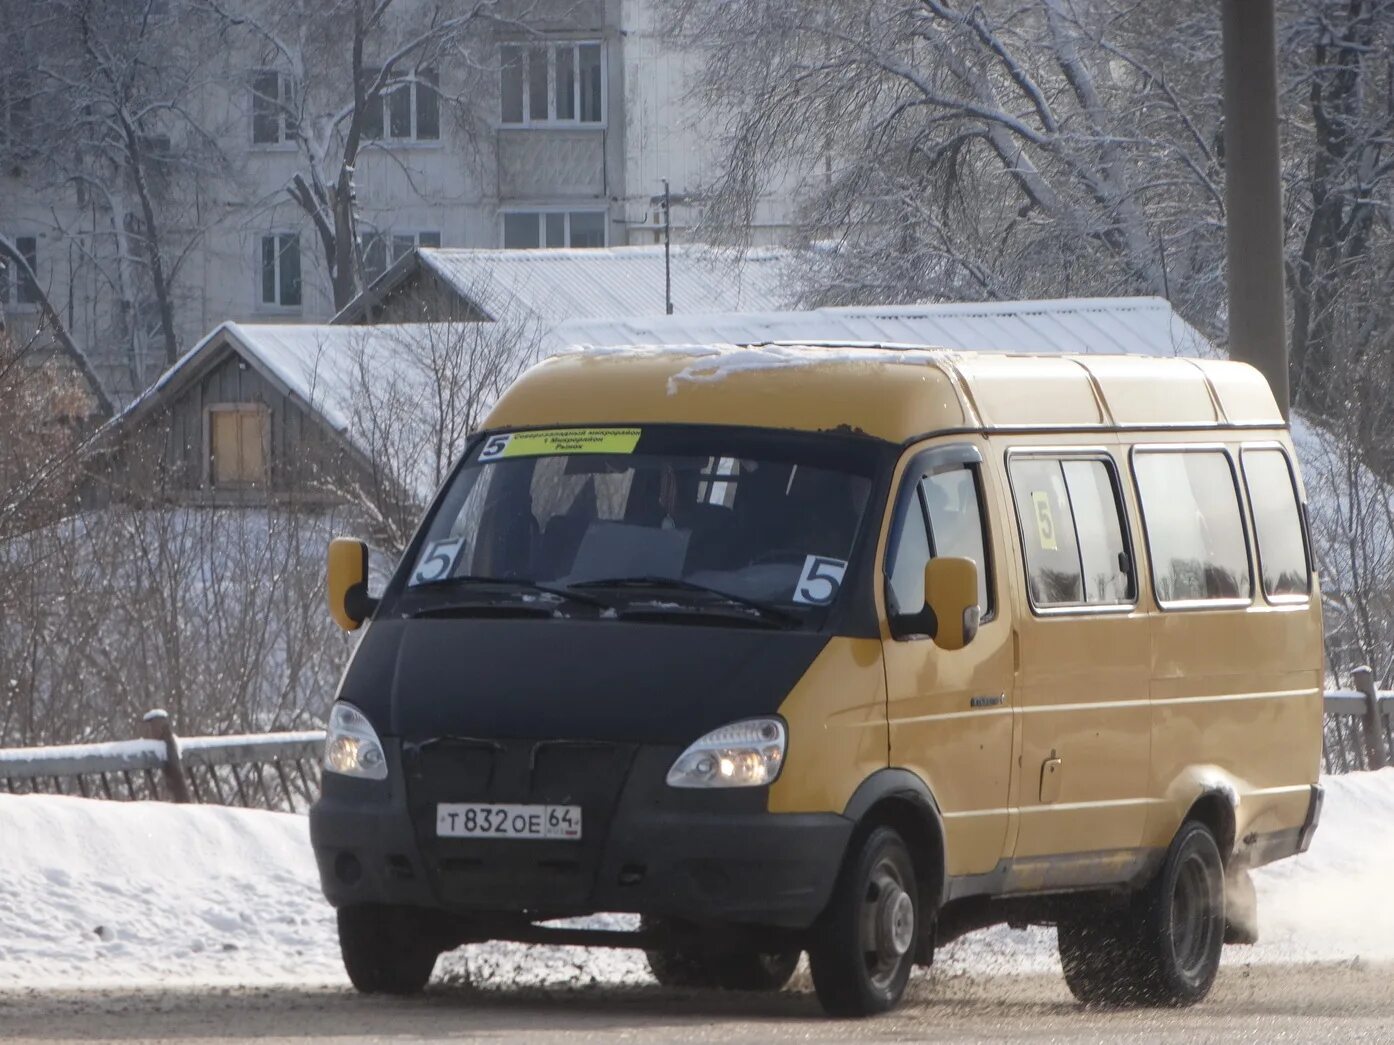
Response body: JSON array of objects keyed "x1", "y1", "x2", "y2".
[
  {"x1": 550, "y1": 296, "x2": 1215, "y2": 358},
  {"x1": 114, "y1": 321, "x2": 489, "y2": 500},
  {"x1": 407, "y1": 245, "x2": 799, "y2": 325}
]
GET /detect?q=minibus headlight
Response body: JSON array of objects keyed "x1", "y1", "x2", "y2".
[
  {"x1": 323, "y1": 702, "x2": 388, "y2": 781},
  {"x1": 666, "y1": 718, "x2": 786, "y2": 789}
]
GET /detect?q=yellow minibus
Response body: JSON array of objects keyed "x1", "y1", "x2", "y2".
[{"x1": 313, "y1": 345, "x2": 1323, "y2": 1015}]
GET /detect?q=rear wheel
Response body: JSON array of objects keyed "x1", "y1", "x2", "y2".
[
  {"x1": 338, "y1": 904, "x2": 440, "y2": 995},
  {"x1": 808, "y1": 825, "x2": 921, "y2": 1017},
  {"x1": 1058, "y1": 820, "x2": 1225, "y2": 1007}
]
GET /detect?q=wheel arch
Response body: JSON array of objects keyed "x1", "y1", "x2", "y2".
[
  {"x1": 842, "y1": 769, "x2": 948, "y2": 913},
  {"x1": 1182, "y1": 789, "x2": 1238, "y2": 865}
]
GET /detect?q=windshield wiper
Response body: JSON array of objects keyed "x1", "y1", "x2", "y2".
[
  {"x1": 410, "y1": 575, "x2": 610, "y2": 609},
  {"x1": 566, "y1": 576, "x2": 802, "y2": 627}
]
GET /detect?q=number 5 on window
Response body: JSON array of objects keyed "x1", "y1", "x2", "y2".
[{"x1": 794, "y1": 555, "x2": 848, "y2": 605}]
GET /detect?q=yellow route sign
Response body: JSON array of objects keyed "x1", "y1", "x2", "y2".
[{"x1": 478, "y1": 428, "x2": 643, "y2": 461}]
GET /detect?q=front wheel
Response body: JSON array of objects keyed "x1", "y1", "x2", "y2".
[
  {"x1": 808, "y1": 825, "x2": 921, "y2": 1017},
  {"x1": 338, "y1": 904, "x2": 440, "y2": 995}
]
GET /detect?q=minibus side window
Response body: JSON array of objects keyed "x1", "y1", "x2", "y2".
[
  {"x1": 1241, "y1": 448, "x2": 1311, "y2": 600},
  {"x1": 1133, "y1": 449, "x2": 1252, "y2": 605},
  {"x1": 1007, "y1": 455, "x2": 1135, "y2": 610},
  {"x1": 886, "y1": 488, "x2": 931, "y2": 618}
]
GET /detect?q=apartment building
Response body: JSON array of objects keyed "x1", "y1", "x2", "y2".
[{"x1": 0, "y1": 0, "x2": 799, "y2": 404}]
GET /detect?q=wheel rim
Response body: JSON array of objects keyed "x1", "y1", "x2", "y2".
[
  {"x1": 859, "y1": 855, "x2": 916, "y2": 992},
  {"x1": 1170, "y1": 851, "x2": 1218, "y2": 980}
]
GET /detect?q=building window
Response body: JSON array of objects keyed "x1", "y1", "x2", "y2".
[
  {"x1": 501, "y1": 210, "x2": 606, "y2": 249},
  {"x1": 260, "y1": 233, "x2": 302, "y2": 308},
  {"x1": 363, "y1": 67, "x2": 439, "y2": 142},
  {"x1": 359, "y1": 230, "x2": 441, "y2": 284},
  {"x1": 208, "y1": 406, "x2": 269, "y2": 488},
  {"x1": 500, "y1": 41, "x2": 603, "y2": 126},
  {"x1": 251, "y1": 70, "x2": 298, "y2": 145},
  {"x1": 0, "y1": 235, "x2": 38, "y2": 307}
]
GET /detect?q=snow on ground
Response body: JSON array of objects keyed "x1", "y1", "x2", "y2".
[{"x1": 1, "y1": 771, "x2": 1391, "y2": 990}]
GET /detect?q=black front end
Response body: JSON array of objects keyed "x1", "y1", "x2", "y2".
[
  {"x1": 311, "y1": 737, "x2": 851, "y2": 929},
  {"x1": 309, "y1": 617, "x2": 856, "y2": 931}
]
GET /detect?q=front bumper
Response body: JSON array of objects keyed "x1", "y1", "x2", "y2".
[{"x1": 309, "y1": 740, "x2": 852, "y2": 930}]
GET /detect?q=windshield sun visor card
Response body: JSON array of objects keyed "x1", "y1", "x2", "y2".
[
  {"x1": 411, "y1": 537, "x2": 466, "y2": 586},
  {"x1": 478, "y1": 428, "x2": 643, "y2": 461}
]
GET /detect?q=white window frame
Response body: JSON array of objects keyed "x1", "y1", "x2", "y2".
[
  {"x1": 363, "y1": 67, "x2": 440, "y2": 144},
  {"x1": 258, "y1": 232, "x2": 302, "y2": 311},
  {"x1": 499, "y1": 207, "x2": 608, "y2": 249},
  {"x1": 0, "y1": 234, "x2": 39, "y2": 311},
  {"x1": 250, "y1": 69, "x2": 297, "y2": 148},
  {"x1": 498, "y1": 40, "x2": 606, "y2": 128}
]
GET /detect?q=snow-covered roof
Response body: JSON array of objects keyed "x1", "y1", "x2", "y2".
[
  {"x1": 551, "y1": 296, "x2": 1215, "y2": 358},
  {"x1": 113, "y1": 321, "x2": 490, "y2": 500},
  {"x1": 339, "y1": 245, "x2": 800, "y2": 326}
]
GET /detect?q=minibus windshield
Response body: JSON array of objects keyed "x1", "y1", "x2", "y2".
[{"x1": 398, "y1": 426, "x2": 878, "y2": 618}]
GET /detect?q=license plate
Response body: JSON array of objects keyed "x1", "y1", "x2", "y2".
[{"x1": 436, "y1": 803, "x2": 582, "y2": 840}]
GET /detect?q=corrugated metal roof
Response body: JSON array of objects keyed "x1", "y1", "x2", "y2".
[
  {"x1": 549, "y1": 296, "x2": 1216, "y2": 359},
  {"x1": 417, "y1": 245, "x2": 799, "y2": 323}
]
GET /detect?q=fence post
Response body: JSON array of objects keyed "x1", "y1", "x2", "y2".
[
  {"x1": 140, "y1": 709, "x2": 192, "y2": 803},
  {"x1": 1352, "y1": 666, "x2": 1388, "y2": 771}
]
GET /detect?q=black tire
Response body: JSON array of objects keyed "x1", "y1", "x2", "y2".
[
  {"x1": 643, "y1": 921, "x2": 800, "y2": 991},
  {"x1": 338, "y1": 904, "x2": 440, "y2": 995},
  {"x1": 1058, "y1": 820, "x2": 1225, "y2": 1007},
  {"x1": 808, "y1": 825, "x2": 920, "y2": 1017}
]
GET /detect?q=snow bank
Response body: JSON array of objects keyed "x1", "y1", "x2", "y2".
[{"x1": 1, "y1": 772, "x2": 1390, "y2": 989}]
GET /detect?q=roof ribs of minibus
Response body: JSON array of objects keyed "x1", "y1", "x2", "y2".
[{"x1": 482, "y1": 344, "x2": 1283, "y2": 444}]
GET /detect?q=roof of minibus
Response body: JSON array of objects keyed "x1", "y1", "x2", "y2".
[{"x1": 483, "y1": 344, "x2": 1284, "y2": 443}]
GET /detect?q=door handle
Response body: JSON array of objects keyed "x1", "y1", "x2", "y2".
[{"x1": 1040, "y1": 754, "x2": 1063, "y2": 804}]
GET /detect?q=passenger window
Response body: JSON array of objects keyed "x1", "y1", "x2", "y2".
[
  {"x1": 1061, "y1": 460, "x2": 1134, "y2": 603},
  {"x1": 1008, "y1": 455, "x2": 1134, "y2": 609},
  {"x1": 1242, "y1": 448, "x2": 1310, "y2": 599},
  {"x1": 885, "y1": 462, "x2": 992, "y2": 625},
  {"x1": 923, "y1": 466, "x2": 991, "y2": 616},
  {"x1": 1133, "y1": 450, "x2": 1252, "y2": 604}
]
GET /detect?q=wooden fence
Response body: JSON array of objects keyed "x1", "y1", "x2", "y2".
[{"x1": 0, "y1": 710, "x2": 324, "y2": 812}]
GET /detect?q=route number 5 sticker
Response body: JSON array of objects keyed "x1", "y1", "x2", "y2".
[
  {"x1": 794, "y1": 555, "x2": 848, "y2": 605},
  {"x1": 1031, "y1": 491, "x2": 1058, "y2": 551},
  {"x1": 411, "y1": 538, "x2": 465, "y2": 586},
  {"x1": 478, "y1": 433, "x2": 512, "y2": 461}
]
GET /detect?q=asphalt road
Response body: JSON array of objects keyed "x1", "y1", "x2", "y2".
[{"x1": 3, "y1": 961, "x2": 1391, "y2": 1044}]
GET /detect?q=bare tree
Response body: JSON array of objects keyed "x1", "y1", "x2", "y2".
[
  {"x1": 665, "y1": 0, "x2": 1225, "y2": 317},
  {"x1": 209, "y1": 0, "x2": 516, "y2": 310},
  {"x1": 2, "y1": 0, "x2": 238, "y2": 385},
  {"x1": 303, "y1": 315, "x2": 542, "y2": 553}
]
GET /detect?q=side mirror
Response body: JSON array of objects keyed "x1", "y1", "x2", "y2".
[
  {"x1": 923, "y1": 556, "x2": 980, "y2": 651},
  {"x1": 327, "y1": 537, "x2": 377, "y2": 632}
]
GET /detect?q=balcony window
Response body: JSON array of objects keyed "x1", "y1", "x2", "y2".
[
  {"x1": 500, "y1": 42, "x2": 603, "y2": 126},
  {"x1": 501, "y1": 210, "x2": 606, "y2": 249},
  {"x1": 260, "y1": 233, "x2": 302, "y2": 308}
]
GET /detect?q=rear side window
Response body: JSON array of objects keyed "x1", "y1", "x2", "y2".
[
  {"x1": 1133, "y1": 450, "x2": 1252, "y2": 604},
  {"x1": 1008, "y1": 455, "x2": 1134, "y2": 609},
  {"x1": 1242, "y1": 448, "x2": 1310, "y2": 599}
]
